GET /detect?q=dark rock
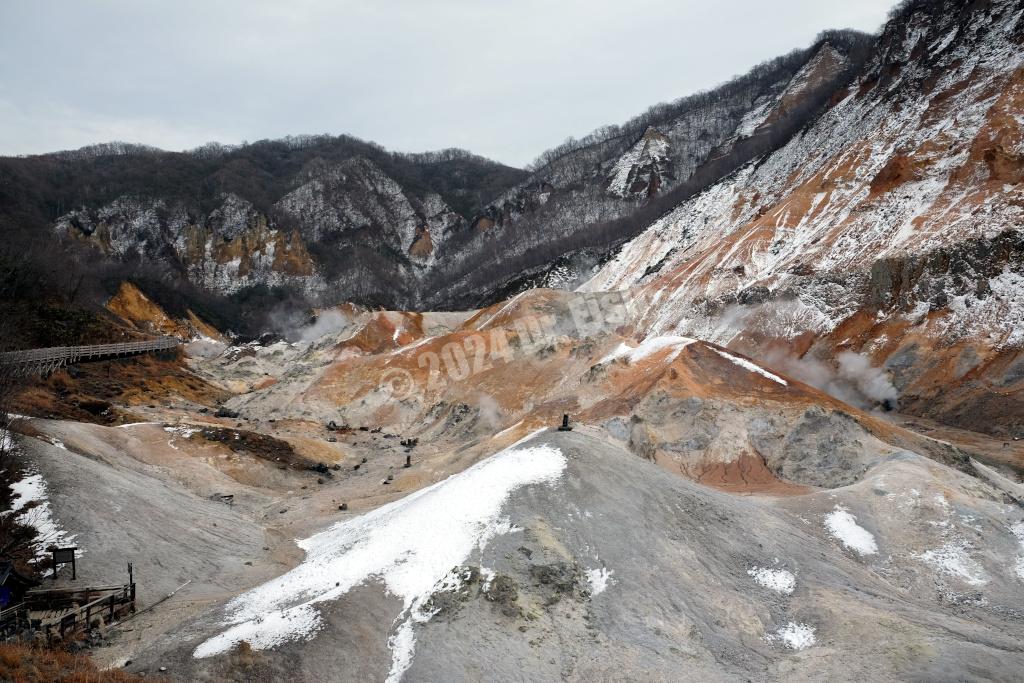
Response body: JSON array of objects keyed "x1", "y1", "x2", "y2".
[
  {"x1": 484, "y1": 574, "x2": 521, "y2": 617},
  {"x1": 737, "y1": 285, "x2": 771, "y2": 305},
  {"x1": 529, "y1": 562, "x2": 582, "y2": 598}
]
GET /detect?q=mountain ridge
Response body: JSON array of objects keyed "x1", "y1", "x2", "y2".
[{"x1": 0, "y1": 29, "x2": 873, "y2": 333}]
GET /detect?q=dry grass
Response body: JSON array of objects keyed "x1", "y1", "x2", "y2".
[
  {"x1": 0, "y1": 643, "x2": 160, "y2": 683},
  {"x1": 11, "y1": 354, "x2": 228, "y2": 424}
]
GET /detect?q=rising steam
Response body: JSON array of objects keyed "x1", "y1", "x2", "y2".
[{"x1": 759, "y1": 349, "x2": 898, "y2": 410}]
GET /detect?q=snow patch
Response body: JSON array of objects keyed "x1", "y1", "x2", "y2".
[
  {"x1": 916, "y1": 540, "x2": 988, "y2": 586},
  {"x1": 767, "y1": 622, "x2": 816, "y2": 650},
  {"x1": 164, "y1": 425, "x2": 201, "y2": 439},
  {"x1": 711, "y1": 348, "x2": 788, "y2": 386},
  {"x1": 747, "y1": 566, "x2": 796, "y2": 595},
  {"x1": 598, "y1": 336, "x2": 696, "y2": 365},
  {"x1": 194, "y1": 439, "x2": 567, "y2": 682},
  {"x1": 1012, "y1": 522, "x2": 1024, "y2": 582},
  {"x1": 824, "y1": 506, "x2": 878, "y2": 555},
  {"x1": 586, "y1": 567, "x2": 614, "y2": 596}
]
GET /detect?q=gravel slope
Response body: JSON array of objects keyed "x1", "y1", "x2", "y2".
[{"x1": 123, "y1": 428, "x2": 1024, "y2": 681}]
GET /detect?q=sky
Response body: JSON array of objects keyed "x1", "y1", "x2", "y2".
[{"x1": 0, "y1": 0, "x2": 899, "y2": 168}]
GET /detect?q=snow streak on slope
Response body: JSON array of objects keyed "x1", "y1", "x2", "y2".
[
  {"x1": 194, "y1": 437, "x2": 567, "y2": 681},
  {"x1": 598, "y1": 336, "x2": 696, "y2": 365},
  {"x1": 711, "y1": 348, "x2": 787, "y2": 385}
]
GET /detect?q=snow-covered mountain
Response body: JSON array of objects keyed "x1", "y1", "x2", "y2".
[
  {"x1": 451, "y1": 32, "x2": 870, "y2": 305},
  {"x1": 583, "y1": 0, "x2": 1024, "y2": 436}
]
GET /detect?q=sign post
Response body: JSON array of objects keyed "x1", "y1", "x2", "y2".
[{"x1": 51, "y1": 547, "x2": 77, "y2": 581}]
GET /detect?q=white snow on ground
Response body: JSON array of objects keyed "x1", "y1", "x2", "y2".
[
  {"x1": 824, "y1": 506, "x2": 878, "y2": 555},
  {"x1": 916, "y1": 540, "x2": 988, "y2": 586},
  {"x1": 1012, "y1": 522, "x2": 1024, "y2": 581},
  {"x1": 586, "y1": 567, "x2": 614, "y2": 596},
  {"x1": 9, "y1": 472, "x2": 45, "y2": 514},
  {"x1": 747, "y1": 566, "x2": 796, "y2": 595},
  {"x1": 767, "y1": 622, "x2": 816, "y2": 650},
  {"x1": 164, "y1": 425, "x2": 201, "y2": 438},
  {"x1": 598, "y1": 336, "x2": 696, "y2": 365},
  {"x1": 163, "y1": 423, "x2": 201, "y2": 450},
  {"x1": 193, "y1": 440, "x2": 567, "y2": 682},
  {"x1": 8, "y1": 470, "x2": 79, "y2": 563},
  {"x1": 711, "y1": 349, "x2": 787, "y2": 386}
]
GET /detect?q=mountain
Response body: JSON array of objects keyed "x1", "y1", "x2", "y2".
[
  {"x1": 581, "y1": 0, "x2": 1024, "y2": 437},
  {"x1": 0, "y1": 139, "x2": 525, "y2": 316},
  {"x1": 0, "y1": 31, "x2": 871, "y2": 329},
  {"x1": 6, "y1": 2, "x2": 1024, "y2": 679},
  {"x1": 438, "y1": 31, "x2": 872, "y2": 307}
]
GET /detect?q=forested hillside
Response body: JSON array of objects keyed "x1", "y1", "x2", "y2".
[{"x1": 0, "y1": 29, "x2": 873, "y2": 341}]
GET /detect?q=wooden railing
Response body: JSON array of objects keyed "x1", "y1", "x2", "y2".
[
  {"x1": 0, "y1": 337, "x2": 180, "y2": 376},
  {"x1": 1, "y1": 584, "x2": 137, "y2": 643}
]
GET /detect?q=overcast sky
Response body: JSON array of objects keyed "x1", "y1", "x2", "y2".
[{"x1": 0, "y1": 1, "x2": 898, "y2": 167}]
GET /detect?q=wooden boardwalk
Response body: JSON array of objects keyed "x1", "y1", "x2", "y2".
[{"x1": 0, "y1": 337, "x2": 180, "y2": 376}]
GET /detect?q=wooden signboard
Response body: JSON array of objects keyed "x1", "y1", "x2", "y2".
[{"x1": 51, "y1": 547, "x2": 77, "y2": 581}]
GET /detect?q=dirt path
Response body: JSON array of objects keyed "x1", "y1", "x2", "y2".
[{"x1": 884, "y1": 412, "x2": 1024, "y2": 475}]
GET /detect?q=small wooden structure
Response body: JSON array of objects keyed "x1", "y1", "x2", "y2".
[{"x1": 0, "y1": 583, "x2": 136, "y2": 643}]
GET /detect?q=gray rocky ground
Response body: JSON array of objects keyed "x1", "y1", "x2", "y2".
[
  {"x1": 7, "y1": 303, "x2": 1024, "y2": 681},
  {"x1": 16, "y1": 423, "x2": 1021, "y2": 681}
]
